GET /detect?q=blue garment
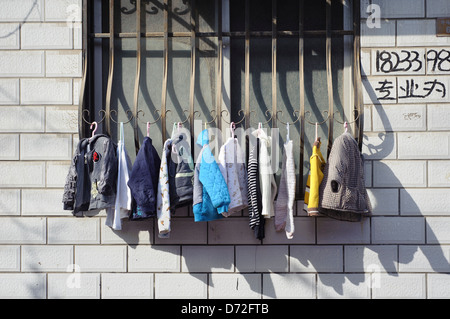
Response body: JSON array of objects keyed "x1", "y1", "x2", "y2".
[
  {"x1": 127, "y1": 137, "x2": 161, "y2": 219},
  {"x1": 193, "y1": 129, "x2": 230, "y2": 222}
]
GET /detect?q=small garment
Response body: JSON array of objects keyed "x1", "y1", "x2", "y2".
[
  {"x1": 218, "y1": 136, "x2": 248, "y2": 216},
  {"x1": 128, "y1": 136, "x2": 161, "y2": 219},
  {"x1": 168, "y1": 125, "x2": 195, "y2": 211},
  {"x1": 318, "y1": 132, "x2": 372, "y2": 222},
  {"x1": 247, "y1": 137, "x2": 264, "y2": 240},
  {"x1": 156, "y1": 139, "x2": 172, "y2": 238},
  {"x1": 255, "y1": 129, "x2": 277, "y2": 219},
  {"x1": 63, "y1": 134, "x2": 118, "y2": 217},
  {"x1": 303, "y1": 138, "x2": 325, "y2": 216},
  {"x1": 106, "y1": 123, "x2": 133, "y2": 230},
  {"x1": 193, "y1": 129, "x2": 230, "y2": 222},
  {"x1": 274, "y1": 139, "x2": 296, "y2": 239}
]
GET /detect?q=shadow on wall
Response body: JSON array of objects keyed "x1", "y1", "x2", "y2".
[{"x1": 293, "y1": 72, "x2": 450, "y2": 298}]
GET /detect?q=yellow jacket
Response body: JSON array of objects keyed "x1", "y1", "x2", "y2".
[{"x1": 304, "y1": 139, "x2": 325, "y2": 215}]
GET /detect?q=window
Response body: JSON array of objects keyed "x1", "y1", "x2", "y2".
[{"x1": 79, "y1": 0, "x2": 363, "y2": 199}]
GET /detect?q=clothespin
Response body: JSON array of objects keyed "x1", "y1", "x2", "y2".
[
  {"x1": 344, "y1": 121, "x2": 348, "y2": 133},
  {"x1": 147, "y1": 122, "x2": 150, "y2": 137},
  {"x1": 257, "y1": 122, "x2": 262, "y2": 138},
  {"x1": 178, "y1": 122, "x2": 182, "y2": 132},
  {"x1": 204, "y1": 121, "x2": 207, "y2": 131}
]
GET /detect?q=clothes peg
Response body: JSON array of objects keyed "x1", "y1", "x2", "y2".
[
  {"x1": 147, "y1": 122, "x2": 150, "y2": 137},
  {"x1": 90, "y1": 121, "x2": 98, "y2": 138},
  {"x1": 178, "y1": 122, "x2": 182, "y2": 132},
  {"x1": 344, "y1": 121, "x2": 348, "y2": 133}
]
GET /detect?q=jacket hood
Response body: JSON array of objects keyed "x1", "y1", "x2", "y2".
[
  {"x1": 252, "y1": 128, "x2": 271, "y2": 145},
  {"x1": 88, "y1": 133, "x2": 112, "y2": 145},
  {"x1": 196, "y1": 129, "x2": 209, "y2": 147}
]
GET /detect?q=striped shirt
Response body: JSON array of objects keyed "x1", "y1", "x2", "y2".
[{"x1": 247, "y1": 138, "x2": 265, "y2": 240}]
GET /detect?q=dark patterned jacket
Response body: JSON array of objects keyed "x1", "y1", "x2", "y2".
[
  {"x1": 318, "y1": 132, "x2": 372, "y2": 222},
  {"x1": 63, "y1": 134, "x2": 118, "y2": 216}
]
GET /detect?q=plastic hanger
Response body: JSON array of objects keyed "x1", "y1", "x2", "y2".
[
  {"x1": 286, "y1": 122, "x2": 290, "y2": 142},
  {"x1": 257, "y1": 122, "x2": 262, "y2": 138},
  {"x1": 90, "y1": 121, "x2": 98, "y2": 138},
  {"x1": 230, "y1": 122, "x2": 236, "y2": 139},
  {"x1": 314, "y1": 122, "x2": 318, "y2": 142}
]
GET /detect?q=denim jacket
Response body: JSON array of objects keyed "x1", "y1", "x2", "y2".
[{"x1": 63, "y1": 134, "x2": 118, "y2": 216}]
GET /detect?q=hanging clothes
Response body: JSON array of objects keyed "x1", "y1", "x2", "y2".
[
  {"x1": 193, "y1": 129, "x2": 230, "y2": 222},
  {"x1": 63, "y1": 134, "x2": 118, "y2": 217},
  {"x1": 218, "y1": 136, "x2": 248, "y2": 216},
  {"x1": 247, "y1": 136, "x2": 264, "y2": 239},
  {"x1": 318, "y1": 132, "x2": 372, "y2": 222},
  {"x1": 105, "y1": 123, "x2": 133, "y2": 230},
  {"x1": 168, "y1": 125, "x2": 195, "y2": 211},
  {"x1": 256, "y1": 129, "x2": 278, "y2": 219},
  {"x1": 303, "y1": 138, "x2": 325, "y2": 216},
  {"x1": 156, "y1": 138, "x2": 172, "y2": 238},
  {"x1": 274, "y1": 139, "x2": 296, "y2": 239},
  {"x1": 128, "y1": 136, "x2": 161, "y2": 220}
]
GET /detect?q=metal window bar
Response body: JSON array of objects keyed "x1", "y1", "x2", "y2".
[{"x1": 79, "y1": 0, "x2": 363, "y2": 200}]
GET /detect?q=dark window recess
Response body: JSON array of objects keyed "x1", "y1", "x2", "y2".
[{"x1": 79, "y1": 0, "x2": 363, "y2": 199}]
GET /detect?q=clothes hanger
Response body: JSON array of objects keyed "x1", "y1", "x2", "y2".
[
  {"x1": 286, "y1": 122, "x2": 290, "y2": 142},
  {"x1": 90, "y1": 121, "x2": 98, "y2": 139},
  {"x1": 230, "y1": 122, "x2": 236, "y2": 139},
  {"x1": 315, "y1": 122, "x2": 318, "y2": 142}
]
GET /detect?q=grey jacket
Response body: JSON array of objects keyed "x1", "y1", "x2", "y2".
[
  {"x1": 63, "y1": 134, "x2": 118, "y2": 216},
  {"x1": 318, "y1": 132, "x2": 371, "y2": 222},
  {"x1": 168, "y1": 130, "x2": 194, "y2": 211}
]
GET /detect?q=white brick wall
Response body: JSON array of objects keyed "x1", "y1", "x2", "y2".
[{"x1": 0, "y1": 0, "x2": 448, "y2": 300}]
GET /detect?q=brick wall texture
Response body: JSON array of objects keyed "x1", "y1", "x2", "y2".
[{"x1": 0, "y1": 0, "x2": 449, "y2": 299}]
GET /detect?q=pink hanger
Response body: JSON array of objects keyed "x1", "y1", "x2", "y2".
[{"x1": 90, "y1": 121, "x2": 98, "y2": 138}]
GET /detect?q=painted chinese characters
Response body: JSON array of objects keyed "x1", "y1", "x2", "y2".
[{"x1": 364, "y1": 48, "x2": 450, "y2": 104}]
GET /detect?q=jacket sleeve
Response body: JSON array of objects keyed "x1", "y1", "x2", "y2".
[
  {"x1": 218, "y1": 144, "x2": 227, "y2": 182},
  {"x1": 62, "y1": 152, "x2": 78, "y2": 210},
  {"x1": 97, "y1": 139, "x2": 118, "y2": 196},
  {"x1": 198, "y1": 147, "x2": 230, "y2": 215}
]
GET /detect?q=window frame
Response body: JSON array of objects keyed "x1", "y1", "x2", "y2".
[{"x1": 78, "y1": 0, "x2": 363, "y2": 199}]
